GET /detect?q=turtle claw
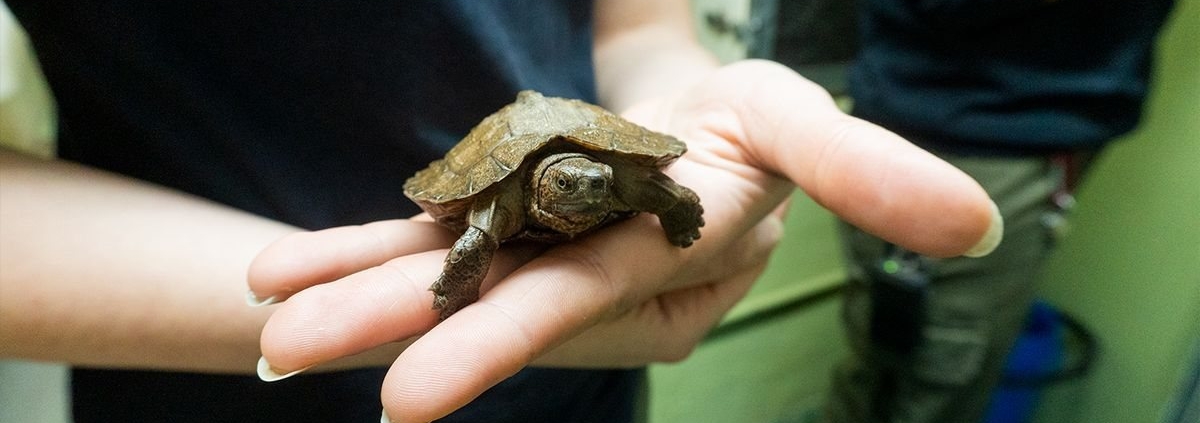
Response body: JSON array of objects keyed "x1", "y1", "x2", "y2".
[
  {"x1": 430, "y1": 287, "x2": 462, "y2": 321},
  {"x1": 429, "y1": 288, "x2": 449, "y2": 311},
  {"x1": 660, "y1": 188, "x2": 704, "y2": 248},
  {"x1": 669, "y1": 223, "x2": 703, "y2": 247}
]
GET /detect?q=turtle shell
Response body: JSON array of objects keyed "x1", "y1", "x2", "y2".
[{"x1": 403, "y1": 90, "x2": 686, "y2": 227}]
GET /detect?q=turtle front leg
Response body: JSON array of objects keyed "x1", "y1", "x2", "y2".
[
  {"x1": 615, "y1": 169, "x2": 704, "y2": 247},
  {"x1": 429, "y1": 190, "x2": 523, "y2": 320},
  {"x1": 430, "y1": 226, "x2": 498, "y2": 320}
]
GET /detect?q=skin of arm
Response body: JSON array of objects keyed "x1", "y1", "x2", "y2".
[
  {"x1": 0, "y1": 150, "x2": 464, "y2": 373},
  {"x1": 0, "y1": 150, "x2": 467, "y2": 373},
  {"x1": 592, "y1": 0, "x2": 719, "y2": 111},
  {"x1": 0, "y1": 149, "x2": 290, "y2": 372}
]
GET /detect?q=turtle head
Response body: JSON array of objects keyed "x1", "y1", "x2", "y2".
[{"x1": 531, "y1": 153, "x2": 616, "y2": 234}]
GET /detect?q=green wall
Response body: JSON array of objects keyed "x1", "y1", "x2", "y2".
[
  {"x1": 649, "y1": 192, "x2": 846, "y2": 423},
  {"x1": 1035, "y1": 0, "x2": 1200, "y2": 421}
]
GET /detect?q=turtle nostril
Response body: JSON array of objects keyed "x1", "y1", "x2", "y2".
[{"x1": 586, "y1": 176, "x2": 606, "y2": 191}]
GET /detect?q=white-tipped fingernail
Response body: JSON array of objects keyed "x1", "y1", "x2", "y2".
[
  {"x1": 963, "y1": 201, "x2": 1003, "y2": 258},
  {"x1": 245, "y1": 290, "x2": 278, "y2": 307},
  {"x1": 256, "y1": 356, "x2": 310, "y2": 382},
  {"x1": 380, "y1": 410, "x2": 391, "y2": 423}
]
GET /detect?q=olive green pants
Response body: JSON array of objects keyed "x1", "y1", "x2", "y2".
[{"x1": 822, "y1": 153, "x2": 1073, "y2": 423}]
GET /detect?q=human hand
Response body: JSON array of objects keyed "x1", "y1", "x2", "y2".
[{"x1": 249, "y1": 60, "x2": 1000, "y2": 423}]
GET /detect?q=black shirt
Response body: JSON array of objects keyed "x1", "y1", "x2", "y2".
[{"x1": 850, "y1": 0, "x2": 1176, "y2": 154}]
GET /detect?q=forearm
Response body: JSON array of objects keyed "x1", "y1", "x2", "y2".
[
  {"x1": 593, "y1": 0, "x2": 720, "y2": 112},
  {"x1": 0, "y1": 150, "x2": 295, "y2": 373}
]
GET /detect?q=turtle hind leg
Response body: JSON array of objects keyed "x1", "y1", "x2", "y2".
[{"x1": 430, "y1": 226, "x2": 499, "y2": 320}]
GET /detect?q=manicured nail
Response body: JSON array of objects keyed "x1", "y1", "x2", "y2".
[
  {"x1": 256, "y1": 356, "x2": 310, "y2": 382},
  {"x1": 245, "y1": 290, "x2": 278, "y2": 307},
  {"x1": 963, "y1": 201, "x2": 1003, "y2": 258}
]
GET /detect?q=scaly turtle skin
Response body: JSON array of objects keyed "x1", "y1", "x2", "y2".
[{"x1": 404, "y1": 91, "x2": 704, "y2": 320}]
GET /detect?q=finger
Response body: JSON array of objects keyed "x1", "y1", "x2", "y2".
[
  {"x1": 411, "y1": 212, "x2": 435, "y2": 222},
  {"x1": 258, "y1": 242, "x2": 545, "y2": 373},
  {"x1": 777, "y1": 113, "x2": 1000, "y2": 258},
  {"x1": 689, "y1": 60, "x2": 1000, "y2": 258},
  {"x1": 247, "y1": 220, "x2": 458, "y2": 303},
  {"x1": 377, "y1": 191, "x2": 785, "y2": 422},
  {"x1": 258, "y1": 250, "x2": 444, "y2": 373}
]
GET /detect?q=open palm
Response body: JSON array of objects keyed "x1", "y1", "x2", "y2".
[{"x1": 249, "y1": 60, "x2": 999, "y2": 423}]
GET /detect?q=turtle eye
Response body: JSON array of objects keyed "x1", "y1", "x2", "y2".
[{"x1": 555, "y1": 176, "x2": 571, "y2": 191}]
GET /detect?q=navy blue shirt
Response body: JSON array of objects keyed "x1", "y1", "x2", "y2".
[
  {"x1": 850, "y1": 0, "x2": 1176, "y2": 154},
  {"x1": 8, "y1": 1, "x2": 640, "y2": 422}
]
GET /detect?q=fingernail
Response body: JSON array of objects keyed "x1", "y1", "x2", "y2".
[
  {"x1": 382, "y1": 409, "x2": 428, "y2": 423},
  {"x1": 256, "y1": 356, "x2": 310, "y2": 382},
  {"x1": 245, "y1": 290, "x2": 278, "y2": 307},
  {"x1": 963, "y1": 201, "x2": 1003, "y2": 258}
]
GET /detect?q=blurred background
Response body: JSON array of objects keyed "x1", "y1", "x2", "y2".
[{"x1": 2, "y1": 1, "x2": 1196, "y2": 422}]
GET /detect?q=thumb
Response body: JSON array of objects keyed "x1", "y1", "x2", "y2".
[{"x1": 690, "y1": 60, "x2": 1001, "y2": 257}]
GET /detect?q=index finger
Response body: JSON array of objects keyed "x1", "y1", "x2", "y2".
[{"x1": 247, "y1": 219, "x2": 458, "y2": 304}]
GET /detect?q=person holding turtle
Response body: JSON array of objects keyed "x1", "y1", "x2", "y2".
[{"x1": 0, "y1": 1, "x2": 998, "y2": 423}]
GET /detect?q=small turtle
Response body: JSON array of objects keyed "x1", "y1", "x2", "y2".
[{"x1": 403, "y1": 90, "x2": 704, "y2": 320}]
